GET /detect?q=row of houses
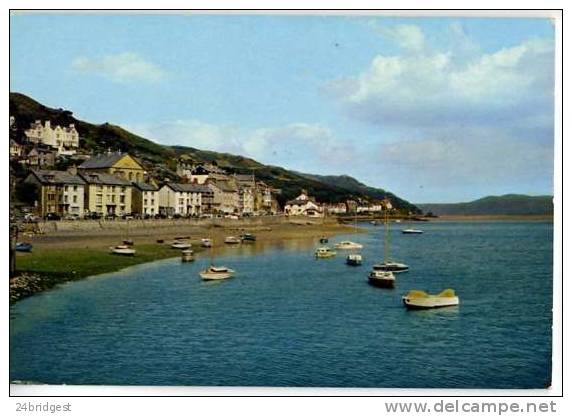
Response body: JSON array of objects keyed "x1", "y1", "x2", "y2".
[{"x1": 23, "y1": 151, "x2": 282, "y2": 219}]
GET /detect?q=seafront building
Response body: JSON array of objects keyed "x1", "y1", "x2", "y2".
[
  {"x1": 207, "y1": 180, "x2": 240, "y2": 214},
  {"x1": 79, "y1": 152, "x2": 148, "y2": 183},
  {"x1": 157, "y1": 182, "x2": 213, "y2": 216},
  {"x1": 24, "y1": 170, "x2": 86, "y2": 218},
  {"x1": 79, "y1": 172, "x2": 133, "y2": 217},
  {"x1": 24, "y1": 120, "x2": 80, "y2": 155},
  {"x1": 131, "y1": 182, "x2": 160, "y2": 217},
  {"x1": 284, "y1": 190, "x2": 323, "y2": 217}
]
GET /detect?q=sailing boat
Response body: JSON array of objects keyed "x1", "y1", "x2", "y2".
[
  {"x1": 368, "y1": 199, "x2": 406, "y2": 288},
  {"x1": 346, "y1": 211, "x2": 363, "y2": 266},
  {"x1": 199, "y1": 235, "x2": 235, "y2": 281}
]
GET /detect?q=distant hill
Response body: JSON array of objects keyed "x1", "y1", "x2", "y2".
[
  {"x1": 9, "y1": 92, "x2": 420, "y2": 212},
  {"x1": 417, "y1": 195, "x2": 553, "y2": 216}
]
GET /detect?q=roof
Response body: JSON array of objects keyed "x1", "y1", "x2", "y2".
[
  {"x1": 235, "y1": 174, "x2": 255, "y2": 182},
  {"x1": 211, "y1": 180, "x2": 237, "y2": 192},
  {"x1": 79, "y1": 153, "x2": 141, "y2": 169},
  {"x1": 79, "y1": 172, "x2": 132, "y2": 186},
  {"x1": 30, "y1": 170, "x2": 86, "y2": 185},
  {"x1": 286, "y1": 198, "x2": 318, "y2": 206},
  {"x1": 132, "y1": 182, "x2": 158, "y2": 192},
  {"x1": 165, "y1": 183, "x2": 213, "y2": 193}
]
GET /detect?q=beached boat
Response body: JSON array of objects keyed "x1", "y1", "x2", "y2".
[
  {"x1": 315, "y1": 246, "x2": 336, "y2": 258},
  {"x1": 201, "y1": 238, "x2": 212, "y2": 248},
  {"x1": 110, "y1": 245, "x2": 136, "y2": 256},
  {"x1": 224, "y1": 236, "x2": 241, "y2": 244},
  {"x1": 171, "y1": 241, "x2": 192, "y2": 250},
  {"x1": 240, "y1": 233, "x2": 256, "y2": 242},
  {"x1": 334, "y1": 241, "x2": 363, "y2": 250},
  {"x1": 122, "y1": 239, "x2": 134, "y2": 246},
  {"x1": 368, "y1": 270, "x2": 395, "y2": 288},
  {"x1": 15, "y1": 242, "x2": 33, "y2": 252},
  {"x1": 319, "y1": 236, "x2": 329, "y2": 244},
  {"x1": 181, "y1": 249, "x2": 195, "y2": 262},
  {"x1": 199, "y1": 265, "x2": 235, "y2": 280},
  {"x1": 402, "y1": 229, "x2": 423, "y2": 234},
  {"x1": 346, "y1": 253, "x2": 363, "y2": 266},
  {"x1": 402, "y1": 289, "x2": 459, "y2": 309}
]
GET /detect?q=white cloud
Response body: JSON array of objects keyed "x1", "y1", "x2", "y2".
[
  {"x1": 374, "y1": 23, "x2": 426, "y2": 52},
  {"x1": 72, "y1": 52, "x2": 167, "y2": 83}
]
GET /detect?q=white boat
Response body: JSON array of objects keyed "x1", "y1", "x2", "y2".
[
  {"x1": 181, "y1": 249, "x2": 194, "y2": 262},
  {"x1": 315, "y1": 246, "x2": 336, "y2": 258},
  {"x1": 346, "y1": 253, "x2": 363, "y2": 266},
  {"x1": 395, "y1": 219, "x2": 402, "y2": 223},
  {"x1": 402, "y1": 229, "x2": 423, "y2": 234},
  {"x1": 199, "y1": 265, "x2": 235, "y2": 280},
  {"x1": 368, "y1": 270, "x2": 395, "y2": 288},
  {"x1": 110, "y1": 245, "x2": 136, "y2": 256},
  {"x1": 334, "y1": 241, "x2": 363, "y2": 250},
  {"x1": 201, "y1": 238, "x2": 212, "y2": 248},
  {"x1": 224, "y1": 236, "x2": 241, "y2": 244},
  {"x1": 402, "y1": 289, "x2": 459, "y2": 309},
  {"x1": 372, "y1": 261, "x2": 409, "y2": 273},
  {"x1": 171, "y1": 241, "x2": 192, "y2": 250}
]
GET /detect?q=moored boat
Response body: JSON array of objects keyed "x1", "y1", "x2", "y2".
[
  {"x1": 334, "y1": 241, "x2": 363, "y2": 250},
  {"x1": 199, "y1": 265, "x2": 235, "y2": 281},
  {"x1": 171, "y1": 241, "x2": 192, "y2": 250},
  {"x1": 315, "y1": 246, "x2": 336, "y2": 258},
  {"x1": 224, "y1": 236, "x2": 241, "y2": 244},
  {"x1": 372, "y1": 261, "x2": 409, "y2": 273},
  {"x1": 181, "y1": 249, "x2": 194, "y2": 262},
  {"x1": 110, "y1": 245, "x2": 136, "y2": 256},
  {"x1": 123, "y1": 239, "x2": 134, "y2": 246},
  {"x1": 319, "y1": 236, "x2": 329, "y2": 244},
  {"x1": 402, "y1": 289, "x2": 459, "y2": 309},
  {"x1": 368, "y1": 270, "x2": 395, "y2": 288},
  {"x1": 402, "y1": 229, "x2": 423, "y2": 234},
  {"x1": 15, "y1": 242, "x2": 33, "y2": 252},
  {"x1": 240, "y1": 233, "x2": 256, "y2": 242},
  {"x1": 346, "y1": 253, "x2": 363, "y2": 266},
  {"x1": 200, "y1": 238, "x2": 212, "y2": 248}
]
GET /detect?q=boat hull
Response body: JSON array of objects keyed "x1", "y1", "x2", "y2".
[
  {"x1": 402, "y1": 296, "x2": 459, "y2": 309},
  {"x1": 373, "y1": 263, "x2": 409, "y2": 273},
  {"x1": 346, "y1": 259, "x2": 362, "y2": 266},
  {"x1": 368, "y1": 276, "x2": 395, "y2": 288},
  {"x1": 402, "y1": 230, "x2": 423, "y2": 234},
  {"x1": 110, "y1": 248, "x2": 136, "y2": 256},
  {"x1": 200, "y1": 271, "x2": 234, "y2": 280}
]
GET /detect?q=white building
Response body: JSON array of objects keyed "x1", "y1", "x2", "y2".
[
  {"x1": 132, "y1": 182, "x2": 160, "y2": 217},
  {"x1": 284, "y1": 190, "x2": 323, "y2": 217},
  {"x1": 158, "y1": 183, "x2": 212, "y2": 216},
  {"x1": 326, "y1": 203, "x2": 347, "y2": 215},
  {"x1": 25, "y1": 120, "x2": 80, "y2": 155}
]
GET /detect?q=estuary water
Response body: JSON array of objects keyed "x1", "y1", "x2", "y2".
[{"x1": 10, "y1": 221, "x2": 553, "y2": 388}]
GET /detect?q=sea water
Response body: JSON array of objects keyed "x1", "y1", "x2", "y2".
[{"x1": 10, "y1": 221, "x2": 553, "y2": 388}]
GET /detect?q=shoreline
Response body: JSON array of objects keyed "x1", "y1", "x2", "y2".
[
  {"x1": 430, "y1": 214, "x2": 553, "y2": 221},
  {"x1": 10, "y1": 218, "x2": 356, "y2": 303}
]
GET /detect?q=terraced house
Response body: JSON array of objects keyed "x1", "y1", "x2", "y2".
[
  {"x1": 24, "y1": 170, "x2": 86, "y2": 218},
  {"x1": 79, "y1": 172, "x2": 132, "y2": 217},
  {"x1": 158, "y1": 183, "x2": 213, "y2": 217},
  {"x1": 132, "y1": 182, "x2": 159, "y2": 217},
  {"x1": 79, "y1": 152, "x2": 147, "y2": 183}
]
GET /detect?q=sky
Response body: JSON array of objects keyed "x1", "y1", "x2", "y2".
[{"x1": 10, "y1": 13, "x2": 556, "y2": 203}]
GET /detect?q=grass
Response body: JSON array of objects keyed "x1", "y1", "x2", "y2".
[{"x1": 16, "y1": 243, "x2": 205, "y2": 279}]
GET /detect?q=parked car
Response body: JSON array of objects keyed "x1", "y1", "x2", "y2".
[
  {"x1": 63, "y1": 214, "x2": 79, "y2": 221},
  {"x1": 87, "y1": 212, "x2": 103, "y2": 220},
  {"x1": 45, "y1": 213, "x2": 61, "y2": 221},
  {"x1": 23, "y1": 213, "x2": 39, "y2": 223}
]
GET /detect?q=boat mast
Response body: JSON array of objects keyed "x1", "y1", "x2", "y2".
[{"x1": 384, "y1": 198, "x2": 391, "y2": 263}]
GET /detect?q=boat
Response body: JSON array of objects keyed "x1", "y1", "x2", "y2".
[
  {"x1": 240, "y1": 233, "x2": 257, "y2": 242},
  {"x1": 402, "y1": 229, "x2": 423, "y2": 234},
  {"x1": 346, "y1": 253, "x2": 363, "y2": 266},
  {"x1": 171, "y1": 241, "x2": 192, "y2": 250},
  {"x1": 402, "y1": 289, "x2": 459, "y2": 309},
  {"x1": 181, "y1": 249, "x2": 195, "y2": 262},
  {"x1": 395, "y1": 219, "x2": 402, "y2": 223},
  {"x1": 200, "y1": 265, "x2": 235, "y2": 280},
  {"x1": 200, "y1": 238, "x2": 212, "y2": 248},
  {"x1": 315, "y1": 246, "x2": 336, "y2": 258},
  {"x1": 224, "y1": 236, "x2": 241, "y2": 244},
  {"x1": 334, "y1": 241, "x2": 363, "y2": 250},
  {"x1": 110, "y1": 245, "x2": 136, "y2": 256},
  {"x1": 369, "y1": 198, "x2": 409, "y2": 285},
  {"x1": 370, "y1": 220, "x2": 379, "y2": 226},
  {"x1": 319, "y1": 236, "x2": 329, "y2": 244},
  {"x1": 15, "y1": 242, "x2": 33, "y2": 252},
  {"x1": 123, "y1": 239, "x2": 134, "y2": 246},
  {"x1": 371, "y1": 261, "x2": 409, "y2": 273},
  {"x1": 368, "y1": 270, "x2": 395, "y2": 288}
]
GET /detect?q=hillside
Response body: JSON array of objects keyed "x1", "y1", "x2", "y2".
[
  {"x1": 417, "y1": 195, "x2": 553, "y2": 216},
  {"x1": 10, "y1": 92, "x2": 419, "y2": 211}
]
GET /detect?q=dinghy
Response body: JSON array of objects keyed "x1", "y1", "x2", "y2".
[{"x1": 402, "y1": 289, "x2": 459, "y2": 309}]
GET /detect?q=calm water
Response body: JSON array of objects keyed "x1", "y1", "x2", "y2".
[{"x1": 10, "y1": 221, "x2": 553, "y2": 388}]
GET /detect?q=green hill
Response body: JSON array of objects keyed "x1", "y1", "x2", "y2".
[
  {"x1": 417, "y1": 194, "x2": 553, "y2": 216},
  {"x1": 10, "y1": 92, "x2": 419, "y2": 211}
]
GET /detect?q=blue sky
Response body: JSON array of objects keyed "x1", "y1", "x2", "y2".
[{"x1": 10, "y1": 13, "x2": 555, "y2": 202}]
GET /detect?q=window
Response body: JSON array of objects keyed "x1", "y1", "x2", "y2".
[
  {"x1": 73, "y1": 195, "x2": 77, "y2": 203},
  {"x1": 111, "y1": 195, "x2": 115, "y2": 203},
  {"x1": 120, "y1": 195, "x2": 125, "y2": 203},
  {"x1": 121, "y1": 187, "x2": 126, "y2": 193},
  {"x1": 73, "y1": 186, "x2": 78, "y2": 192},
  {"x1": 144, "y1": 199, "x2": 148, "y2": 205}
]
